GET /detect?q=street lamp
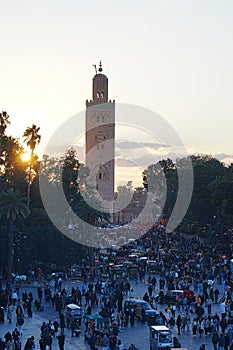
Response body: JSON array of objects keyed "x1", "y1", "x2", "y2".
[{"x1": 14, "y1": 228, "x2": 27, "y2": 274}]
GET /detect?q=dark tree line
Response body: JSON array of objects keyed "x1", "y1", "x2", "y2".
[
  {"x1": 144, "y1": 155, "x2": 233, "y2": 250},
  {"x1": 0, "y1": 112, "x2": 109, "y2": 279}
]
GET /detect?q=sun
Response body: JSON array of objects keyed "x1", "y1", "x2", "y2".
[{"x1": 21, "y1": 152, "x2": 31, "y2": 162}]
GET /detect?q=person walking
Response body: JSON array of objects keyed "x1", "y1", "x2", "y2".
[
  {"x1": 220, "y1": 317, "x2": 228, "y2": 333},
  {"x1": 218, "y1": 332, "x2": 225, "y2": 350},
  {"x1": 206, "y1": 297, "x2": 212, "y2": 315},
  {"x1": 181, "y1": 313, "x2": 186, "y2": 332},
  {"x1": 130, "y1": 308, "x2": 135, "y2": 328},
  {"x1": 176, "y1": 315, "x2": 182, "y2": 335},
  {"x1": 44, "y1": 333, "x2": 52, "y2": 350},
  {"x1": 165, "y1": 304, "x2": 172, "y2": 320},
  {"x1": 143, "y1": 292, "x2": 149, "y2": 303},
  {"x1": 227, "y1": 323, "x2": 233, "y2": 345},
  {"x1": 0, "y1": 307, "x2": 4, "y2": 324},
  {"x1": 12, "y1": 328, "x2": 20, "y2": 350},
  {"x1": 59, "y1": 313, "x2": 65, "y2": 333},
  {"x1": 212, "y1": 330, "x2": 219, "y2": 350},
  {"x1": 39, "y1": 337, "x2": 46, "y2": 350},
  {"x1": 24, "y1": 337, "x2": 32, "y2": 350},
  {"x1": 31, "y1": 336, "x2": 36, "y2": 350},
  {"x1": 116, "y1": 339, "x2": 124, "y2": 350},
  {"x1": 16, "y1": 302, "x2": 23, "y2": 323},
  {"x1": 7, "y1": 304, "x2": 14, "y2": 324},
  {"x1": 12, "y1": 291, "x2": 18, "y2": 306},
  {"x1": 57, "y1": 332, "x2": 65, "y2": 350},
  {"x1": 171, "y1": 304, "x2": 176, "y2": 318},
  {"x1": 0, "y1": 337, "x2": 5, "y2": 350},
  {"x1": 88, "y1": 334, "x2": 96, "y2": 350},
  {"x1": 16, "y1": 316, "x2": 24, "y2": 337},
  {"x1": 135, "y1": 304, "x2": 142, "y2": 322},
  {"x1": 214, "y1": 288, "x2": 220, "y2": 303},
  {"x1": 0, "y1": 338, "x2": 5, "y2": 350},
  {"x1": 192, "y1": 318, "x2": 198, "y2": 337},
  {"x1": 224, "y1": 333, "x2": 229, "y2": 350},
  {"x1": 198, "y1": 318, "x2": 205, "y2": 338},
  {"x1": 6, "y1": 337, "x2": 15, "y2": 350},
  {"x1": 167, "y1": 315, "x2": 175, "y2": 330},
  {"x1": 185, "y1": 311, "x2": 191, "y2": 331}
]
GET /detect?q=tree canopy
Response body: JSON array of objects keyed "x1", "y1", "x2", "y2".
[
  {"x1": 143, "y1": 154, "x2": 233, "y2": 240},
  {"x1": 0, "y1": 111, "x2": 233, "y2": 276}
]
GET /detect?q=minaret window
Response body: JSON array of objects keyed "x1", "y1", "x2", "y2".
[
  {"x1": 96, "y1": 92, "x2": 100, "y2": 99},
  {"x1": 101, "y1": 91, "x2": 104, "y2": 98}
]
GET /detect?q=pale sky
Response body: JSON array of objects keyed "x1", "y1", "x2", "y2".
[{"x1": 1, "y1": 0, "x2": 233, "y2": 186}]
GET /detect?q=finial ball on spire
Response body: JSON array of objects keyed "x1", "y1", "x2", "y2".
[{"x1": 98, "y1": 60, "x2": 103, "y2": 72}]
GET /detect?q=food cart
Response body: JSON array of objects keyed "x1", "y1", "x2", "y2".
[
  {"x1": 127, "y1": 264, "x2": 139, "y2": 279},
  {"x1": 65, "y1": 303, "x2": 82, "y2": 327},
  {"x1": 149, "y1": 325, "x2": 173, "y2": 350}
]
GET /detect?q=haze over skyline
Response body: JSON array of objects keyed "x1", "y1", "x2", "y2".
[{"x1": 1, "y1": 0, "x2": 233, "y2": 186}]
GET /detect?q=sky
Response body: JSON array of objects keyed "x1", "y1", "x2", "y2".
[{"x1": 1, "y1": 0, "x2": 233, "y2": 187}]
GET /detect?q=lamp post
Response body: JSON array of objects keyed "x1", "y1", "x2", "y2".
[
  {"x1": 208, "y1": 215, "x2": 217, "y2": 242},
  {"x1": 89, "y1": 245, "x2": 94, "y2": 282},
  {"x1": 14, "y1": 229, "x2": 27, "y2": 274}
]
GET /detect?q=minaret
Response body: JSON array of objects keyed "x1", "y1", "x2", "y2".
[{"x1": 85, "y1": 61, "x2": 115, "y2": 215}]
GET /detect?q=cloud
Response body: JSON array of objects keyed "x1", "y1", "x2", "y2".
[
  {"x1": 116, "y1": 153, "x2": 166, "y2": 167},
  {"x1": 134, "y1": 154, "x2": 167, "y2": 166},
  {"x1": 116, "y1": 158, "x2": 138, "y2": 167},
  {"x1": 116, "y1": 141, "x2": 169, "y2": 150},
  {"x1": 214, "y1": 153, "x2": 233, "y2": 165},
  {"x1": 115, "y1": 140, "x2": 174, "y2": 167}
]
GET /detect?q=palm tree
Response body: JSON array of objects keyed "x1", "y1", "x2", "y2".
[
  {"x1": 23, "y1": 124, "x2": 41, "y2": 209},
  {"x1": 0, "y1": 188, "x2": 28, "y2": 280},
  {"x1": 0, "y1": 111, "x2": 10, "y2": 137}
]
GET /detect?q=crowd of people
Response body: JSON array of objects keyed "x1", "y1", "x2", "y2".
[{"x1": 0, "y1": 228, "x2": 232, "y2": 349}]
